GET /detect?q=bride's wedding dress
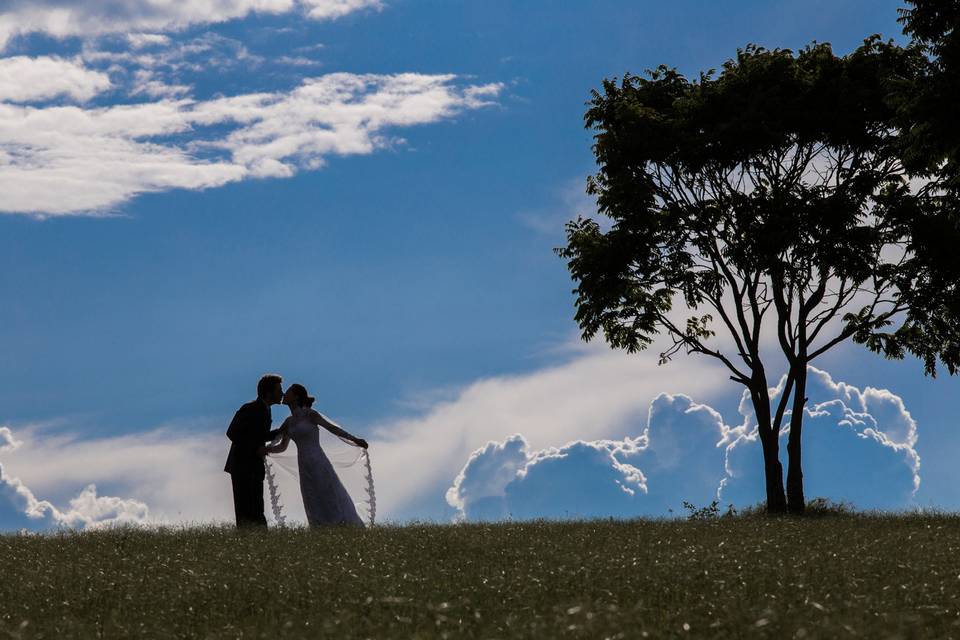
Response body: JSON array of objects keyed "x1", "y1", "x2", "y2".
[{"x1": 270, "y1": 407, "x2": 364, "y2": 527}]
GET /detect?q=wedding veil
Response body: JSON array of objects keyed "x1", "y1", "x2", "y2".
[{"x1": 264, "y1": 413, "x2": 376, "y2": 527}]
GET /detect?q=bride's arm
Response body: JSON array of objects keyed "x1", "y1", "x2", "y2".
[
  {"x1": 309, "y1": 410, "x2": 368, "y2": 448},
  {"x1": 265, "y1": 420, "x2": 291, "y2": 454}
]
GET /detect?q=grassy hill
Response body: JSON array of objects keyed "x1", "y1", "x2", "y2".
[{"x1": 2, "y1": 512, "x2": 958, "y2": 638}]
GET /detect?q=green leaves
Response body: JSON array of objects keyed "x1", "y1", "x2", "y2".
[{"x1": 897, "y1": 2, "x2": 960, "y2": 189}]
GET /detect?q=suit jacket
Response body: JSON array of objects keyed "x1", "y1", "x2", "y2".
[{"x1": 224, "y1": 399, "x2": 281, "y2": 477}]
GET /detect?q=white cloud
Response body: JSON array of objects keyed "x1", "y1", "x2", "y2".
[
  {"x1": 0, "y1": 352, "x2": 922, "y2": 529},
  {"x1": 0, "y1": 426, "x2": 21, "y2": 453},
  {"x1": 721, "y1": 368, "x2": 920, "y2": 509},
  {"x1": 129, "y1": 69, "x2": 191, "y2": 98},
  {"x1": 126, "y1": 33, "x2": 172, "y2": 49},
  {"x1": 82, "y1": 31, "x2": 262, "y2": 73},
  {"x1": 0, "y1": 73, "x2": 502, "y2": 216},
  {"x1": 446, "y1": 367, "x2": 922, "y2": 520},
  {"x1": 445, "y1": 436, "x2": 531, "y2": 519},
  {"x1": 0, "y1": 467, "x2": 149, "y2": 529},
  {"x1": 448, "y1": 436, "x2": 651, "y2": 521},
  {"x1": 0, "y1": 337, "x2": 734, "y2": 528},
  {"x1": 78, "y1": 32, "x2": 266, "y2": 101},
  {"x1": 276, "y1": 55, "x2": 323, "y2": 67},
  {"x1": 446, "y1": 393, "x2": 732, "y2": 520},
  {"x1": 0, "y1": 56, "x2": 111, "y2": 103},
  {"x1": 0, "y1": 422, "x2": 232, "y2": 528},
  {"x1": 365, "y1": 340, "x2": 732, "y2": 519},
  {"x1": 1, "y1": 424, "x2": 151, "y2": 528},
  {"x1": 0, "y1": 0, "x2": 383, "y2": 51},
  {"x1": 301, "y1": 0, "x2": 383, "y2": 20}
]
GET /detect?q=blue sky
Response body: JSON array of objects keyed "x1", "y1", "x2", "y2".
[{"x1": 2, "y1": 0, "x2": 957, "y2": 530}]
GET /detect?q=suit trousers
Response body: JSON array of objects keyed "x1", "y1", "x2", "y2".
[{"x1": 230, "y1": 471, "x2": 267, "y2": 527}]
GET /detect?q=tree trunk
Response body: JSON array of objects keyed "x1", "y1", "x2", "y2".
[
  {"x1": 761, "y1": 434, "x2": 787, "y2": 514},
  {"x1": 786, "y1": 364, "x2": 807, "y2": 515},
  {"x1": 751, "y1": 386, "x2": 787, "y2": 513}
]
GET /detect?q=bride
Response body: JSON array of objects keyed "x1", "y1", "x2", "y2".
[{"x1": 265, "y1": 383, "x2": 368, "y2": 526}]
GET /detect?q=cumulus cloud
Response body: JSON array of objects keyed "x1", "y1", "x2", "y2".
[
  {"x1": 1, "y1": 424, "x2": 151, "y2": 528},
  {"x1": 446, "y1": 394, "x2": 731, "y2": 519},
  {"x1": 0, "y1": 466, "x2": 149, "y2": 529},
  {"x1": 502, "y1": 439, "x2": 648, "y2": 520},
  {"x1": 720, "y1": 368, "x2": 920, "y2": 510},
  {"x1": 445, "y1": 436, "x2": 532, "y2": 520},
  {"x1": 0, "y1": 73, "x2": 502, "y2": 216},
  {"x1": 364, "y1": 340, "x2": 732, "y2": 519},
  {"x1": 447, "y1": 367, "x2": 922, "y2": 520},
  {"x1": 0, "y1": 0, "x2": 383, "y2": 50},
  {"x1": 0, "y1": 56, "x2": 111, "y2": 103}
]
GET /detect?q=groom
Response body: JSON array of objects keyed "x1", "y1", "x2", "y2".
[{"x1": 224, "y1": 373, "x2": 284, "y2": 527}]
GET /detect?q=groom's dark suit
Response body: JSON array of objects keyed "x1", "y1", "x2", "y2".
[{"x1": 224, "y1": 399, "x2": 281, "y2": 527}]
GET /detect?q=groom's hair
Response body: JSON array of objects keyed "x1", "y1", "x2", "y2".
[{"x1": 257, "y1": 373, "x2": 283, "y2": 398}]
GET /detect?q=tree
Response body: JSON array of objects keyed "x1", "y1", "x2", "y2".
[{"x1": 558, "y1": 38, "x2": 960, "y2": 514}]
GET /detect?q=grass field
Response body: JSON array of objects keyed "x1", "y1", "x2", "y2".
[{"x1": 2, "y1": 512, "x2": 960, "y2": 638}]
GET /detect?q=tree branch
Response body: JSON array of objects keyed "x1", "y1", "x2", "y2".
[{"x1": 657, "y1": 313, "x2": 753, "y2": 385}]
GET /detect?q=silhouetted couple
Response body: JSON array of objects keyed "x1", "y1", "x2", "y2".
[{"x1": 224, "y1": 374, "x2": 368, "y2": 528}]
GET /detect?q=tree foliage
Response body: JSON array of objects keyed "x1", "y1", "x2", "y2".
[{"x1": 898, "y1": 0, "x2": 960, "y2": 189}]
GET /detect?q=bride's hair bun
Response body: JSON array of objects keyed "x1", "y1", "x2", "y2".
[{"x1": 287, "y1": 383, "x2": 316, "y2": 408}]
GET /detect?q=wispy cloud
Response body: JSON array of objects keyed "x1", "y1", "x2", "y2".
[
  {"x1": 276, "y1": 55, "x2": 324, "y2": 67},
  {"x1": 128, "y1": 69, "x2": 191, "y2": 99},
  {"x1": 0, "y1": 426, "x2": 21, "y2": 453},
  {"x1": 518, "y1": 175, "x2": 598, "y2": 238},
  {"x1": 0, "y1": 337, "x2": 733, "y2": 528},
  {"x1": 126, "y1": 33, "x2": 172, "y2": 49},
  {"x1": 77, "y1": 32, "x2": 266, "y2": 99},
  {"x1": 0, "y1": 0, "x2": 383, "y2": 51},
  {"x1": 300, "y1": 0, "x2": 383, "y2": 20},
  {"x1": 0, "y1": 72, "x2": 502, "y2": 216},
  {"x1": 82, "y1": 31, "x2": 264, "y2": 74}
]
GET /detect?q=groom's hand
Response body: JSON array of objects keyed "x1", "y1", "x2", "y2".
[{"x1": 355, "y1": 438, "x2": 369, "y2": 449}]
